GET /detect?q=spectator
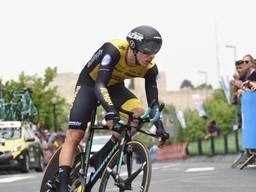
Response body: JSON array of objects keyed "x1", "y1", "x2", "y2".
[
  {"x1": 36, "y1": 122, "x2": 45, "y2": 137},
  {"x1": 243, "y1": 54, "x2": 256, "y2": 69},
  {"x1": 204, "y1": 120, "x2": 220, "y2": 140},
  {"x1": 47, "y1": 128, "x2": 56, "y2": 144},
  {"x1": 231, "y1": 60, "x2": 244, "y2": 104},
  {"x1": 231, "y1": 55, "x2": 256, "y2": 100},
  {"x1": 55, "y1": 128, "x2": 65, "y2": 147},
  {"x1": 249, "y1": 81, "x2": 256, "y2": 91},
  {"x1": 38, "y1": 129, "x2": 48, "y2": 145}
]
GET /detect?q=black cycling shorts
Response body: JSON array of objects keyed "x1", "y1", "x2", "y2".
[{"x1": 68, "y1": 83, "x2": 144, "y2": 130}]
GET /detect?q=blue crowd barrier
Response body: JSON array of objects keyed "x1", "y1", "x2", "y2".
[{"x1": 241, "y1": 91, "x2": 256, "y2": 149}]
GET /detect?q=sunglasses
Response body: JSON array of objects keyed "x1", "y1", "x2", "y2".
[{"x1": 243, "y1": 60, "x2": 250, "y2": 64}]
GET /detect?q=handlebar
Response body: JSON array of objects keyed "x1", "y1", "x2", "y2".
[{"x1": 112, "y1": 102, "x2": 165, "y2": 137}]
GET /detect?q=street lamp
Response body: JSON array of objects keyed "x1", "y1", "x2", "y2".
[
  {"x1": 51, "y1": 97, "x2": 57, "y2": 132},
  {"x1": 225, "y1": 45, "x2": 237, "y2": 64}
]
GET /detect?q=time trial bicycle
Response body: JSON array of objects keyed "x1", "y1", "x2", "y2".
[{"x1": 40, "y1": 101, "x2": 165, "y2": 192}]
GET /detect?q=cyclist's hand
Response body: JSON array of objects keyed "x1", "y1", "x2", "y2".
[
  {"x1": 105, "y1": 112, "x2": 120, "y2": 129},
  {"x1": 156, "y1": 128, "x2": 169, "y2": 146}
]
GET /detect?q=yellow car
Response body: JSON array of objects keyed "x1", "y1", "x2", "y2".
[{"x1": 0, "y1": 121, "x2": 44, "y2": 173}]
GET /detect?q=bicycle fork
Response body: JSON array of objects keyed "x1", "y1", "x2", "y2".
[{"x1": 106, "y1": 140, "x2": 147, "y2": 191}]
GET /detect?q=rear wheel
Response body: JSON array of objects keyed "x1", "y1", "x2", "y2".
[
  {"x1": 40, "y1": 146, "x2": 83, "y2": 192},
  {"x1": 99, "y1": 140, "x2": 151, "y2": 192}
]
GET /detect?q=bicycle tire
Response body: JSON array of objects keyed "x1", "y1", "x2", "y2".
[
  {"x1": 99, "y1": 140, "x2": 151, "y2": 192},
  {"x1": 40, "y1": 145, "x2": 83, "y2": 192}
]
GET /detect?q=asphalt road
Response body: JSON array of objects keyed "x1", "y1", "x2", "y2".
[{"x1": 0, "y1": 155, "x2": 255, "y2": 192}]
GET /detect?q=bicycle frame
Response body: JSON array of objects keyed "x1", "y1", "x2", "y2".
[
  {"x1": 72, "y1": 107, "x2": 122, "y2": 191},
  {"x1": 71, "y1": 102, "x2": 164, "y2": 192}
]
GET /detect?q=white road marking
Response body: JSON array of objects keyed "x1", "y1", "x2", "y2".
[
  {"x1": 185, "y1": 167, "x2": 215, "y2": 172},
  {"x1": 152, "y1": 163, "x2": 180, "y2": 170},
  {"x1": 0, "y1": 175, "x2": 36, "y2": 183}
]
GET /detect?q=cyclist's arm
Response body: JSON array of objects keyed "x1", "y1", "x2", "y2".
[
  {"x1": 144, "y1": 66, "x2": 168, "y2": 135},
  {"x1": 94, "y1": 43, "x2": 120, "y2": 113}
]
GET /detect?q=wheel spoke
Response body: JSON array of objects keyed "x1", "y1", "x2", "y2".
[
  {"x1": 125, "y1": 161, "x2": 146, "y2": 184},
  {"x1": 99, "y1": 141, "x2": 151, "y2": 192}
]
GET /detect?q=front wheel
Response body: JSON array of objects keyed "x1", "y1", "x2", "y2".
[{"x1": 99, "y1": 140, "x2": 152, "y2": 192}]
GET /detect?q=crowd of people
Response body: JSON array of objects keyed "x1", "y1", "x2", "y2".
[
  {"x1": 204, "y1": 54, "x2": 256, "y2": 140},
  {"x1": 35, "y1": 123, "x2": 65, "y2": 165},
  {"x1": 231, "y1": 54, "x2": 256, "y2": 101}
]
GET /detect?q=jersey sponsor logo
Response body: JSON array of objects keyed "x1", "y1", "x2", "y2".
[
  {"x1": 101, "y1": 54, "x2": 112, "y2": 66},
  {"x1": 153, "y1": 36, "x2": 161, "y2": 40},
  {"x1": 87, "y1": 49, "x2": 103, "y2": 68},
  {"x1": 100, "y1": 88, "x2": 113, "y2": 106},
  {"x1": 127, "y1": 32, "x2": 143, "y2": 41},
  {"x1": 68, "y1": 121, "x2": 82, "y2": 127}
]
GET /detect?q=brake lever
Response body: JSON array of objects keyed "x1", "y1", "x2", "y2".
[{"x1": 149, "y1": 103, "x2": 165, "y2": 123}]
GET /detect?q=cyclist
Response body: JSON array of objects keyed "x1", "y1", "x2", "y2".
[{"x1": 58, "y1": 25, "x2": 169, "y2": 192}]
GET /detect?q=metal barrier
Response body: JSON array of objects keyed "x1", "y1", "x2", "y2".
[
  {"x1": 188, "y1": 129, "x2": 242, "y2": 156},
  {"x1": 239, "y1": 91, "x2": 256, "y2": 169}
]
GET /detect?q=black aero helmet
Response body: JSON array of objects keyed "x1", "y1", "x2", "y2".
[{"x1": 127, "y1": 25, "x2": 162, "y2": 54}]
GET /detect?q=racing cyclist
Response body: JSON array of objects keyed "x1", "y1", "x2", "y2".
[{"x1": 58, "y1": 25, "x2": 170, "y2": 192}]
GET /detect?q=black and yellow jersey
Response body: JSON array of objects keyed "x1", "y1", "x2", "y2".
[
  {"x1": 78, "y1": 39, "x2": 157, "y2": 86},
  {"x1": 77, "y1": 39, "x2": 160, "y2": 113}
]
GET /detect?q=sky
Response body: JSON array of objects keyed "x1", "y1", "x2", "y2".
[{"x1": 1, "y1": 0, "x2": 256, "y2": 90}]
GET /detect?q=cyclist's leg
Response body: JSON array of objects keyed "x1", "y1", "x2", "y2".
[
  {"x1": 58, "y1": 85, "x2": 97, "y2": 192},
  {"x1": 119, "y1": 98, "x2": 145, "y2": 136},
  {"x1": 90, "y1": 84, "x2": 144, "y2": 169},
  {"x1": 110, "y1": 83, "x2": 144, "y2": 137}
]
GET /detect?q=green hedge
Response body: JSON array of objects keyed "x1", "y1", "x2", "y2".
[{"x1": 187, "y1": 129, "x2": 242, "y2": 156}]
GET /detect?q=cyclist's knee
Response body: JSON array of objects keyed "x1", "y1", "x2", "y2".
[
  {"x1": 132, "y1": 107, "x2": 145, "y2": 117},
  {"x1": 131, "y1": 108, "x2": 144, "y2": 135},
  {"x1": 64, "y1": 129, "x2": 84, "y2": 146}
]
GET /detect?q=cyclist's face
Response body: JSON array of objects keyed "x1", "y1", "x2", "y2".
[{"x1": 136, "y1": 52, "x2": 155, "y2": 66}]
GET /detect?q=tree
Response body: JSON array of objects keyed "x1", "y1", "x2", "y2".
[
  {"x1": 194, "y1": 83, "x2": 213, "y2": 90},
  {"x1": 180, "y1": 79, "x2": 194, "y2": 89},
  {"x1": 176, "y1": 89, "x2": 236, "y2": 142},
  {"x1": 2, "y1": 67, "x2": 69, "y2": 130},
  {"x1": 204, "y1": 89, "x2": 236, "y2": 133}
]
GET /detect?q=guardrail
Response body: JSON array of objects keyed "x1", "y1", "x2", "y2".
[{"x1": 187, "y1": 129, "x2": 242, "y2": 156}]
